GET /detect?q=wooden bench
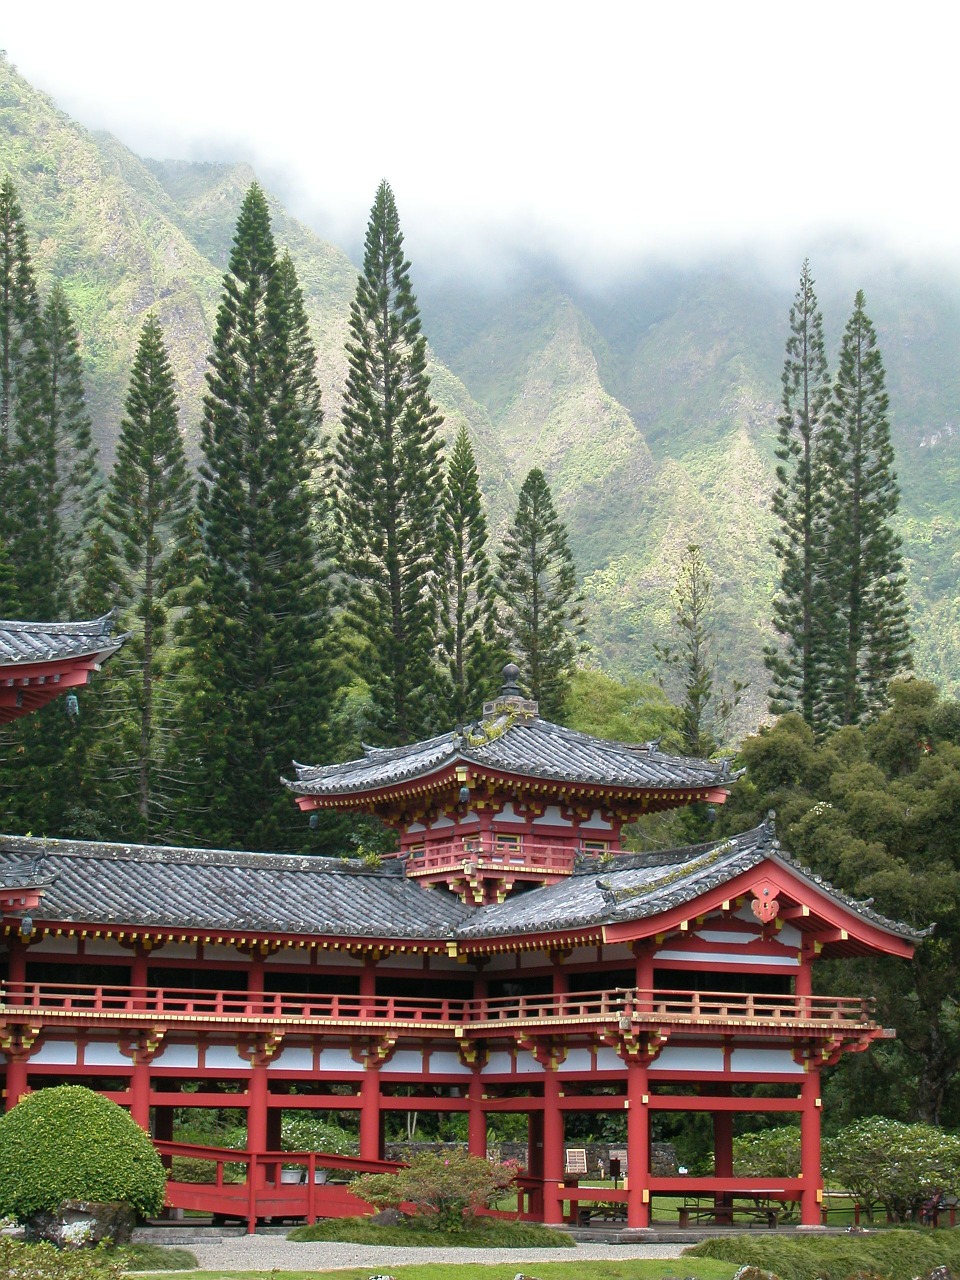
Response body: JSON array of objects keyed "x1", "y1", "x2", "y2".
[
  {"x1": 564, "y1": 1148, "x2": 588, "y2": 1178},
  {"x1": 578, "y1": 1200, "x2": 626, "y2": 1225},
  {"x1": 679, "y1": 1195, "x2": 780, "y2": 1228}
]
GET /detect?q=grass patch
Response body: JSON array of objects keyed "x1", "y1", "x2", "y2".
[
  {"x1": 685, "y1": 1227, "x2": 960, "y2": 1280},
  {"x1": 288, "y1": 1216, "x2": 574, "y2": 1247},
  {"x1": 160, "y1": 1264, "x2": 736, "y2": 1280},
  {"x1": 119, "y1": 1243, "x2": 200, "y2": 1271}
]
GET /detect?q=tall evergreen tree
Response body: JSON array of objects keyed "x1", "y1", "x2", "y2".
[
  {"x1": 496, "y1": 467, "x2": 586, "y2": 721},
  {"x1": 765, "y1": 261, "x2": 831, "y2": 729},
  {"x1": 334, "y1": 181, "x2": 444, "y2": 746},
  {"x1": 439, "y1": 425, "x2": 503, "y2": 723},
  {"x1": 178, "y1": 184, "x2": 335, "y2": 850},
  {"x1": 655, "y1": 543, "x2": 745, "y2": 755},
  {"x1": 93, "y1": 314, "x2": 195, "y2": 839},
  {"x1": 819, "y1": 291, "x2": 911, "y2": 726},
  {"x1": 12, "y1": 282, "x2": 99, "y2": 617},
  {"x1": 0, "y1": 178, "x2": 40, "y2": 613},
  {"x1": 0, "y1": 178, "x2": 38, "y2": 467}
]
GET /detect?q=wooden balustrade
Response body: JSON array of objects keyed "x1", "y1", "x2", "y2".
[
  {"x1": 0, "y1": 979, "x2": 874, "y2": 1033},
  {"x1": 405, "y1": 839, "x2": 579, "y2": 874}
]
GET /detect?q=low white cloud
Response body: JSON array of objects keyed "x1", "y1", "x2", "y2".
[{"x1": 4, "y1": 0, "x2": 958, "y2": 273}]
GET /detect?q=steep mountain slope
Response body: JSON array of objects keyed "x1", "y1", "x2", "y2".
[
  {"x1": 0, "y1": 55, "x2": 497, "y2": 474},
  {"x1": 3, "y1": 52, "x2": 959, "y2": 726},
  {"x1": 420, "y1": 259, "x2": 960, "y2": 718}
]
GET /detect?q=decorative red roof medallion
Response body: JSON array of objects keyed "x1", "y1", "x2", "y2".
[{"x1": 750, "y1": 880, "x2": 780, "y2": 924}]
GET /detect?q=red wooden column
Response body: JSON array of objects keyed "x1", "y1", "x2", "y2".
[
  {"x1": 130, "y1": 943, "x2": 149, "y2": 1001},
  {"x1": 247, "y1": 1060, "x2": 268, "y2": 1155},
  {"x1": 4, "y1": 935, "x2": 29, "y2": 1110},
  {"x1": 551, "y1": 951, "x2": 568, "y2": 997},
  {"x1": 541, "y1": 1065, "x2": 564, "y2": 1224},
  {"x1": 625, "y1": 1057, "x2": 651, "y2": 1229},
  {"x1": 467, "y1": 1069, "x2": 486, "y2": 1158},
  {"x1": 359, "y1": 1062, "x2": 382, "y2": 1161},
  {"x1": 360, "y1": 957, "x2": 377, "y2": 1015},
  {"x1": 796, "y1": 942, "x2": 815, "y2": 1017},
  {"x1": 129, "y1": 1051, "x2": 151, "y2": 1131},
  {"x1": 799, "y1": 1066, "x2": 823, "y2": 1226},
  {"x1": 713, "y1": 1101, "x2": 734, "y2": 1221},
  {"x1": 634, "y1": 941, "x2": 654, "y2": 1013},
  {"x1": 247, "y1": 950, "x2": 265, "y2": 1007}
]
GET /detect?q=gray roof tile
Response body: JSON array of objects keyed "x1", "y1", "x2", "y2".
[
  {"x1": 288, "y1": 715, "x2": 732, "y2": 798},
  {"x1": 0, "y1": 821, "x2": 922, "y2": 945},
  {"x1": 0, "y1": 615, "x2": 125, "y2": 667}
]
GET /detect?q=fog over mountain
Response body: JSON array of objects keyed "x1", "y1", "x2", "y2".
[{"x1": 1, "y1": 40, "x2": 959, "y2": 736}]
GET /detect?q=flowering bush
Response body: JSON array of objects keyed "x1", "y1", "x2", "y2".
[
  {"x1": 354, "y1": 1150, "x2": 516, "y2": 1230},
  {"x1": 823, "y1": 1117, "x2": 960, "y2": 1221}
]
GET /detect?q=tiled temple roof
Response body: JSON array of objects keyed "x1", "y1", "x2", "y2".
[
  {"x1": 0, "y1": 838, "x2": 471, "y2": 939},
  {"x1": 287, "y1": 712, "x2": 734, "y2": 799},
  {"x1": 453, "y1": 817, "x2": 928, "y2": 942},
  {"x1": 0, "y1": 615, "x2": 124, "y2": 667},
  {"x1": 0, "y1": 822, "x2": 925, "y2": 945}
]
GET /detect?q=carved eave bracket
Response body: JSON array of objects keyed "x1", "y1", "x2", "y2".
[
  {"x1": 597, "y1": 1022, "x2": 670, "y2": 1066},
  {"x1": 238, "y1": 1031, "x2": 285, "y2": 1067},
  {"x1": 351, "y1": 1035, "x2": 398, "y2": 1068},
  {"x1": 458, "y1": 1041, "x2": 488, "y2": 1070},
  {"x1": 118, "y1": 1027, "x2": 167, "y2": 1065},
  {"x1": 0, "y1": 1020, "x2": 43, "y2": 1060},
  {"x1": 515, "y1": 1033, "x2": 567, "y2": 1071}
]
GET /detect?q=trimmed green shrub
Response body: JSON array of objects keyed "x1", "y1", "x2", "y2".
[
  {"x1": 685, "y1": 1228, "x2": 960, "y2": 1280},
  {"x1": 0, "y1": 1085, "x2": 166, "y2": 1220}
]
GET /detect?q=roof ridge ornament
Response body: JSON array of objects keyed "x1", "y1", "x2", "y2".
[{"x1": 481, "y1": 662, "x2": 539, "y2": 722}]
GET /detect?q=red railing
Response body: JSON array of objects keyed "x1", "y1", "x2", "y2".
[
  {"x1": 0, "y1": 980, "x2": 875, "y2": 1031},
  {"x1": 404, "y1": 838, "x2": 579, "y2": 876},
  {"x1": 155, "y1": 1139, "x2": 399, "y2": 1233}
]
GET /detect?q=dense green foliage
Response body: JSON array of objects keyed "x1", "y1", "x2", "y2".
[
  {"x1": 438, "y1": 425, "x2": 503, "y2": 722},
  {"x1": 732, "y1": 1125, "x2": 801, "y2": 1178},
  {"x1": 0, "y1": 1085, "x2": 166, "y2": 1219},
  {"x1": 177, "y1": 184, "x2": 335, "y2": 850},
  {"x1": 497, "y1": 468, "x2": 586, "y2": 719},
  {"x1": 685, "y1": 1230, "x2": 960, "y2": 1280},
  {"x1": 766, "y1": 261, "x2": 831, "y2": 727},
  {"x1": 721, "y1": 679, "x2": 960, "y2": 1126},
  {"x1": 335, "y1": 181, "x2": 445, "y2": 745}
]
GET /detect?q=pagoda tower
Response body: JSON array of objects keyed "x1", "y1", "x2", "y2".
[{"x1": 287, "y1": 664, "x2": 735, "y2": 905}]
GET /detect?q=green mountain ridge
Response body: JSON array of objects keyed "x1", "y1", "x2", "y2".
[{"x1": 3, "y1": 53, "x2": 960, "y2": 730}]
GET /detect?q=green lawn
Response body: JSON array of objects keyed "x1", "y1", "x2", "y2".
[{"x1": 153, "y1": 1264, "x2": 736, "y2": 1280}]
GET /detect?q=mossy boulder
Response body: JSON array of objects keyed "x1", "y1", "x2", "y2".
[{"x1": 0, "y1": 1085, "x2": 166, "y2": 1223}]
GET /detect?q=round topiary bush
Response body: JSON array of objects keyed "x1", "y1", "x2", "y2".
[{"x1": 0, "y1": 1085, "x2": 166, "y2": 1221}]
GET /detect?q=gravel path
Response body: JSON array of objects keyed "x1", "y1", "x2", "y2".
[{"x1": 187, "y1": 1236, "x2": 688, "y2": 1271}]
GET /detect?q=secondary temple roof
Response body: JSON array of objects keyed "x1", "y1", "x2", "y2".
[
  {"x1": 0, "y1": 614, "x2": 126, "y2": 723},
  {"x1": 0, "y1": 820, "x2": 924, "y2": 952},
  {"x1": 0, "y1": 615, "x2": 124, "y2": 666},
  {"x1": 287, "y1": 712, "x2": 734, "y2": 802}
]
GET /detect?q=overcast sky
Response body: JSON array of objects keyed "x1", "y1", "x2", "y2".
[{"x1": 3, "y1": 2, "x2": 957, "y2": 277}]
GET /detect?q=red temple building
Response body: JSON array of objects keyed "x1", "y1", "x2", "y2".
[{"x1": 0, "y1": 668, "x2": 919, "y2": 1234}]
